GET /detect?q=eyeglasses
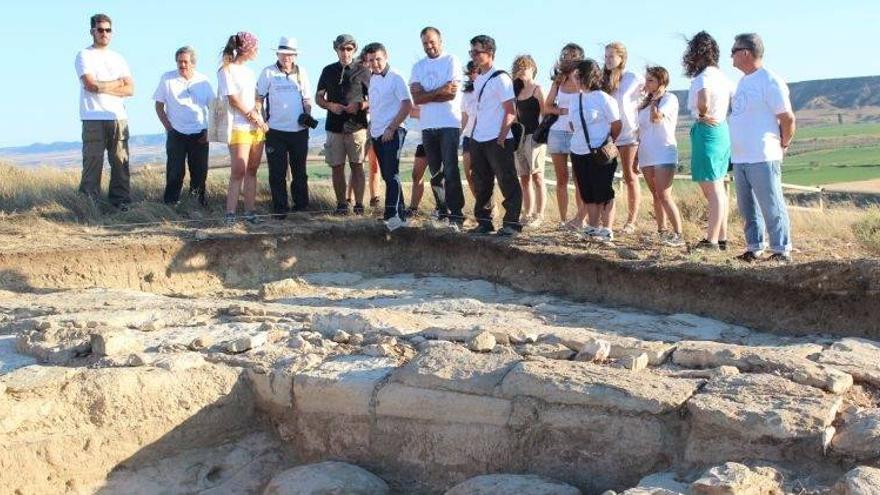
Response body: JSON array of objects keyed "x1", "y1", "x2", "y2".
[
  {"x1": 468, "y1": 49, "x2": 488, "y2": 57},
  {"x1": 731, "y1": 47, "x2": 749, "y2": 56},
  {"x1": 94, "y1": 27, "x2": 112, "y2": 34},
  {"x1": 338, "y1": 46, "x2": 355, "y2": 52}
]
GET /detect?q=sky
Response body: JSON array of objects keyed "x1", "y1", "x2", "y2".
[{"x1": 1, "y1": 0, "x2": 878, "y2": 148}]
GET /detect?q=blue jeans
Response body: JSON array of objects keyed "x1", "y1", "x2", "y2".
[
  {"x1": 372, "y1": 129, "x2": 407, "y2": 221},
  {"x1": 422, "y1": 127, "x2": 464, "y2": 224},
  {"x1": 732, "y1": 161, "x2": 792, "y2": 254}
]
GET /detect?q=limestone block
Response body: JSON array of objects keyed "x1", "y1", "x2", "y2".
[
  {"x1": 393, "y1": 343, "x2": 520, "y2": 396},
  {"x1": 294, "y1": 355, "x2": 397, "y2": 416},
  {"x1": 831, "y1": 408, "x2": 880, "y2": 460},
  {"x1": 833, "y1": 466, "x2": 880, "y2": 495},
  {"x1": 691, "y1": 462, "x2": 783, "y2": 495},
  {"x1": 376, "y1": 383, "x2": 512, "y2": 426},
  {"x1": 91, "y1": 330, "x2": 142, "y2": 356}
]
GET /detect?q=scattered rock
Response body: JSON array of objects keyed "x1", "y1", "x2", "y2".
[
  {"x1": 445, "y1": 474, "x2": 581, "y2": 495},
  {"x1": 409, "y1": 335, "x2": 428, "y2": 346},
  {"x1": 259, "y1": 277, "x2": 311, "y2": 300},
  {"x1": 637, "y1": 471, "x2": 689, "y2": 493},
  {"x1": 139, "y1": 319, "x2": 165, "y2": 332},
  {"x1": 468, "y1": 331, "x2": 496, "y2": 352},
  {"x1": 673, "y1": 341, "x2": 852, "y2": 394},
  {"x1": 617, "y1": 247, "x2": 641, "y2": 260},
  {"x1": 332, "y1": 330, "x2": 351, "y2": 344},
  {"x1": 815, "y1": 338, "x2": 880, "y2": 389},
  {"x1": 91, "y1": 330, "x2": 142, "y2": 356},
  {"x1": 226, "y1": 333, "x2": 269, "y2": 354},
  {"x1": 288, "y1": 335, "x2": 314, "y2": 353},
  {"x1": 616, "y1": 352, "x2": 649, "y2": 371},
  {"x1": 831, "y1": 408, "x2": 880, "y2": 460},
  {"x1": 833, "y1": 466, "x2": 880, "y2": 495},
  {"x1": 349, "y1": 333, "x2": 365, "y2": 346},
  {"x1": 662, "y1": 366, "x2": 740, "y2": 380},
  {"x1": 691, "y1": 462, "x2": 782, "y2": 495},
  {"x1": 33, "y1": 320, "x2": 52, "y2": 331},
  {"x1": 126, "y1": 353, "x2": 150, "y2": 367},
  {"x1": 263, "y1": 461, "x2": 390, "y2": 495},
  {"x1": 575, "y1": 339, "x2": 611, "y2": 363},
  {"x1": 194, "y1": 229, "x2": 210, "y2": 241},
  {"x1": 546, "y1": 328, "x2": 673, "y2": 366},
  {"x1": 189, "y1": 334, "x2": 214, "y2": 351},
  {"x1": 517, "y1": 342, "x2": 576, "y2": 360},
  {"x1": 152, "y1": 353, "x2": 206, "y2": 372}
]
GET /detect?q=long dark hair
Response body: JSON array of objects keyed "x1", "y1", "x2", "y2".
[
  {"x1": 682, "y1": 31, "x2": 720, "y2": 78},
  {"x1": 221, "y1": 35, "x2": 240, "y2": 68},
  {"x1": 639, "y1": 66, "x2": 670, "y2": 111},
  {"x1": 551, "y1": 43, "x2": 584, "y2": 82},
  {"x1": 575, "y1": 59, "x2": 603, "y2": 92}
]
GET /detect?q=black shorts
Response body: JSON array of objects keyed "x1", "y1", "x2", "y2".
[
  {"x1": 415, "y1": 144, "x2": 426, "y2": 158},
  {"x1": 571, "y1": 152, "x2": 618, "y2": 204},
  {"x1": 461, "y1": 136, "x2": 471, "y2": 153}
]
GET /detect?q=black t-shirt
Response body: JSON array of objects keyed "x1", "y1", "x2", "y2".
[{"x1": 317, "y1": 61, "x2": 370, "y2": 133}]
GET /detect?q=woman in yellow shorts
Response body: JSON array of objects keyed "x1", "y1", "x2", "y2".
[{"x1": 218, "y1": 31, "x2": 267, "y2": 225}]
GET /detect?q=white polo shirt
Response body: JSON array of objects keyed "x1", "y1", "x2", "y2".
[
  {"x1": 368, "y1": 67, "x2": 412, "y2": 139},
  {"x1": 256, "y1": 64, "x2": 313, "y2": 132},
  {"x1": 410, "y1": 53, "x2": 462, "y2": 129},
  {"x1": 75, "y1": 46, "x2": 131, "y2": 120},
  {"x1": 471, "y1": 68, "x2": 515, "y2": 143},
  {"x1": 729, "y1": 67, "x2": 793, "y2": 164},
  {"x1": 152, "y1": 70, "x2": 215, "y2": 134}
]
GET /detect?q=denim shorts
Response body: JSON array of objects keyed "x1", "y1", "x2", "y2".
[{"x1": 547, "y1": 130, "x2": 573, "y2": 154}]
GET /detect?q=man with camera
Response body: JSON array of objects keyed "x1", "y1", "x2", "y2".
[{"x1": 257, "y1": 36, "x2": 315, "y2": 218}]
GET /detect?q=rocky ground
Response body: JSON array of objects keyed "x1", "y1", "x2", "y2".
[{"x1": 2, "y1": 272, "x2": 880, "y2": 494}]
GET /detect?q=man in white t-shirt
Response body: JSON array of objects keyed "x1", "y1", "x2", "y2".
[
  {"x1": 74, "y1": 13, "x2": 135, "y2": 210},
  {"x1": 153, "y1": 46, "x2": 214, "y2": 206},
  {"x1": 366, "y1": 44, "x2": 413, "y2": 231},
  {"x1": 257, "y1": 37, "x2": 314, "y2": 218},
  {"x1": 467, "y1": 35, "x2": 522, "y2": 236},
  {"x1": 410, "y1": 27, "x2": 465, "y2": 228},
  {"x1": 728, "y1": 33, "x2": 797, "y2": 263}
]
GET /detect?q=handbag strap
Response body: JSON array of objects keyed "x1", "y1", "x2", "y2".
[
  {"x1": 577, "y1": 92, "x2": 594, "y2": 152},
  {"x1": 471, "y1": 69, "x2": 508, "y2": 139}
]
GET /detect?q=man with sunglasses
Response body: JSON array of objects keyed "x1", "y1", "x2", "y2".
[
  {"x1": 74, "y1": 13, "x2": 135, "y2": 211},
  {"x1": 316, "y1": 34, "x2": 371, "y2": 215},
  {"x1": 467, "y1": 35, "x2": 522, "y2": 236},
  {"x1": 257, "y1": 37, "x2": 314, "y2": 218},
  {"x1": 153, "y1": 46, "x2": 214, "y2": 207},
  {"x1": 728, "y1": 33, "x2": 796, "y2": 263}
]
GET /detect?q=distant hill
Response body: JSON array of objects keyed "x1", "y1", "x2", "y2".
[{"x1": 671, "y1": 75, "x2": 880, "y2": 115}]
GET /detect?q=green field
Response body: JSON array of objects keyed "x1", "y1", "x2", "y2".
[{"x1": 782, "y1": 145, "x2": 880, "y2": 186}]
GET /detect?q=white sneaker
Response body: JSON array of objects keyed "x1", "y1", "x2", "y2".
[
  {"x1": 596, "y1": 228, "x2": 614, "y2": 242},
  {"x1": 584, "y1": 226, "x2": 600, "y2": 238},
  {"x1": 385, "y1": 216, "x2": 408, "y2": 232},
  {"x1": 663, "y1": 232, "x2": 685, "y2": 247},
  {"x1": 621, "y1": 223, "x2": 636, "y2": 235}
]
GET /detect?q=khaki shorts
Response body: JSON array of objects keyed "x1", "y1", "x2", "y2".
[
  {"x1": 515, "y1": 135, "x2": 548, "y2": 176},
  {"x1": 325, "y1": 129, "x2": 368, "y2": 166}
]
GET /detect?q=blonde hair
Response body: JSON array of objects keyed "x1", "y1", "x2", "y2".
[
  {"x1": 602, "y1": 41, "x2": 628, "y2": 94},
  {"x1": 511, "y1": 54, "x2": 537, "y2": 80}
]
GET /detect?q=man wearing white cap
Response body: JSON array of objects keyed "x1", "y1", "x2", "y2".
[{"x1": 257, "y1": 36, "x2": 314, "y2": 218}]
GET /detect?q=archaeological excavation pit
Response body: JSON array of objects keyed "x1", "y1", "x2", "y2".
[{"x1": 1, "y1": 224, "x2": 880, "y2": 494}]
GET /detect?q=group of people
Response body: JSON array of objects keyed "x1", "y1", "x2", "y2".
[{"x1": 75, "y1": 13, "x2": 795, "y2": 262}]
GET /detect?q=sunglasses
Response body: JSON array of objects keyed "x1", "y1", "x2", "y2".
[
  {"x1": 94, "y1": 27, "x2": 112, "y2": 34},
  {"x1": 731, "y1": 47, "x2": 749, "y2": 56},
  {"x1": 468, "y1": 49, "x2": 488, "y2": 56},
  {"x1": 338, "y1": 46, "x2": 355, "y2": 52}
]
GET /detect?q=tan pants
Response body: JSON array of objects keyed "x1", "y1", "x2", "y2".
[{"x1": 81, "y1": 120, "x2": 131, "y2": 206}]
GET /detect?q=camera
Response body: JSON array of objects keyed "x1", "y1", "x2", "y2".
[{"x1": 298, "y1": 113, "x2": 319, "y2": 129}]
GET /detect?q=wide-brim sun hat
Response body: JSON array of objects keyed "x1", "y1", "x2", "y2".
[{"x1": 276, "y1": 36, "x2": 298, "y2": 55}]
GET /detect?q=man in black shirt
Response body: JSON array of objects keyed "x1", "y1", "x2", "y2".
[{"x1": 316, "y1": 34, "x2": 371, "y2": 215}]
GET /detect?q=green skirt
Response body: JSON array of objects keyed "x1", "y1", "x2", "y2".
[{"x1": 690, "y1": 121, "x2": 730, "y2": 182}]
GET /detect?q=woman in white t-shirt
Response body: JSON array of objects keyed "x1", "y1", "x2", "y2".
[
  {"x1": 459, "y1": 61, "x2": 479, "y2": 197},
  {"x1": 603, "y1": 42, "x2": 645, "y2": 235},
  {"x1": 544, "y1": 43, "x2": 585, "y2": 228},
  {"x1": 637, "y1": 66, "x2": 683, "y2": 247},
  {"x1": 218, "y1": 31, "x2": 266, "y2": 225},
  {"x1": 683, "y1": 31, "x2": 733, "y2": 250},
  {"x1": 569, "y1": 59, "x2": 622, "y2": 243}
]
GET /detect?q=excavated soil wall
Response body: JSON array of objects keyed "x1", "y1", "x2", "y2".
[{"x1": 2, "y1": 226, "x2": 878, "y2": 338}]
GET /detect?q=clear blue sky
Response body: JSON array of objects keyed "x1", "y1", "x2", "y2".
[{"x1": 1, "y1": 0, "x2": 878, "y2": 147}]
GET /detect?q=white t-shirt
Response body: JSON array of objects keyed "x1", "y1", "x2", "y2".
[
  {"x1": 614, "y1": 71, "x2": 646, "y2": 144},
  {"x1": 410, "y1": 53, "x2": 462, "y2": 129},
  {"x1": 729, "y1": 67, "x2": 793, "y2": 164},
  {"x1": 461, "y1": 90, "x2": 477, "y2": 137},
  {"x1": 637, "y1": 93, "x2": 679, "y2": 167},
  {"x1": 569, "y1": 91, "x2": 620, "y2": 154},
  {"x1": 152, "y1": 70, "x2": 215, "y2": 134},
  {"x1": 256, "y1": 64, "x2": 312, "y2": 132},
  {"x1": 471, "y1": 69, "x2": 515, "y2": 143},
  {"x1": 687, "y1": 66, "x2": 733, "y2": 122},
  {"x1": 550, "y1": 90, "x2": 575, "y2": 132},
  {"x1": 74, "y1": 46, "x2": 131, "y2": 120},
  {"x1": 218, "y1": 63, "x2": 258, "y2": 130},
  {"x1": 368, "y1": 68, "x2": 412, "y2": 139}
]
